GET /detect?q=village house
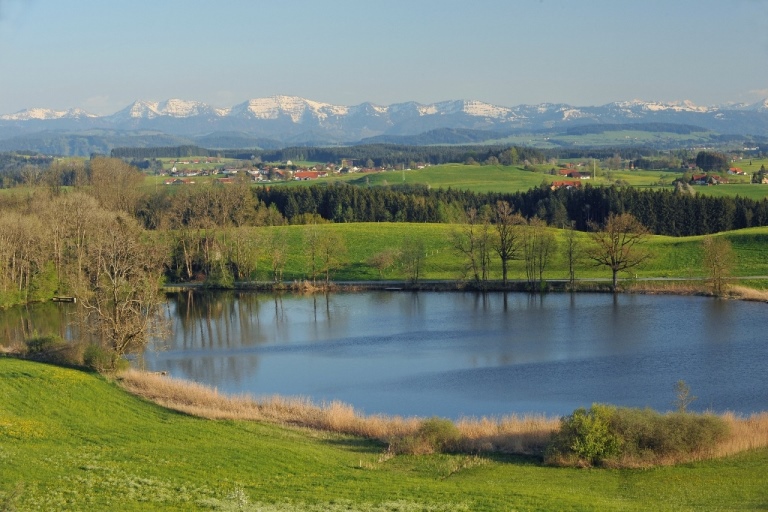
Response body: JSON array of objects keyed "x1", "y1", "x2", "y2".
[
  {"x1": 691, "y1": 173, "x2": 708, "y2": 185},
  {"x1": 550, "y1": 180, "x2": 581, "y2": 190},
  {"x1": 692, "y1": 173, "x2": 728, "y2": 185},
  {"x1": 164, "y1": 178, "x2": 195, "y2": 185},
  {"x1": 294, "y1": 170, "x2": 328, "y2": 180}
]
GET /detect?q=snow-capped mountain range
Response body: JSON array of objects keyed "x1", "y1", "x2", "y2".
[
  {"x1": 1, "y1": 95, "x2": 768, "y2": 154},
  {"x1": 5, "y1": 95, "x2": 768, "y2": 123}
]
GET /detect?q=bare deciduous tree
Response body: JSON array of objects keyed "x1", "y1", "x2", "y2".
[
  {"x1": 563, "y1": 222, "x2": 582, "y2": 287},
  {"x1": 77, "y1": 212, "x2": 168, "y2": 369},
  {"x1": 451, "y1": 207, "x2": 492, "y2": 285},
  {"x1": 587, "y1": 213, "x2": 650, "y2": 292},
  {"x1": 318, "y1": 230, "x2": 348, "y2": 284},
  {"x1": 702, "y1": 235, "x2": 735, "y2": 296},
  {"x1": 492, "y1": 201, "x2": 524, "y2": 285},
  {"x1": 367, "y1": 249, "x2": 399, "y2": 279},
  {"x1": 88, "y1": 157, "x2": 144, "y2": 214},
  {"x1": 304, "y1": 224, "x2": 322, "y2": 283},
  {"x1": 268, "y1": 230, "x2": 288, "y2": 284},
  {"x1": 522, "y1": 217, "x2": 557, "y2": 288},
  {"x1": 400, "y1": 237, "x2": 426, "y2": 284}
]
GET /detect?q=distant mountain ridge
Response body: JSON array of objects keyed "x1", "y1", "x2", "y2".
[{"x1": 1, "y1": 95, "x2": 768, "y2": 155}]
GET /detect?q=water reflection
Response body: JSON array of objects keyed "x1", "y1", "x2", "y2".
[
  {"x1": 148, "y1": 291, "x2": 768, "y2": 417},
  {"x1": 0, "y1": 302, "x2": 81, "y2": 347}
]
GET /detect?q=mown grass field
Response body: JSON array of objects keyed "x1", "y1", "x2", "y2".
[
  {"x1": 246, "y1": 223, "x2": 768, "y2": 284},
  {"x1": 2, "y1": 358, "x2": 768, "y2": 511}
]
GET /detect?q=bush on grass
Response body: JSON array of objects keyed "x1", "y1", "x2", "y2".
[
  {"x1": 546, "y1": 403, "x2": 730, "y2": 467},
  {"x1": 24, "y1": 335, "x2": 82, "y2": 366},
  {"x1": 388, "y1": 417, "x2": 462, "y2": 455},
  {"x1": 83, "y1": 344, "x2": 129, "y2": 372}
]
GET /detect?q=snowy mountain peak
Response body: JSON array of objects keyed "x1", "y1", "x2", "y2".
[
  {"x1": 108, "y1": 99, "x2": 225, "y2": 120},
  {"x1": 611, "y1": 99, "x2": 712, "y2": 113},
  {"x1": 230, "y1": 96, "x2": 349, "y2": 122},
  {"x1": 0, "y1": 107, "x2": 96, "y2": 121},
  {"x1": 156, "y1": 99, "x2": 215, "y2": 117},
  {"x1": 744, "y1": 98, "x2": 768, "y2": 112}
]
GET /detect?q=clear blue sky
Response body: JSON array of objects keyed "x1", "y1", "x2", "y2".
[{"x1": 1, "y1": 0, "x2": 767, "y2": 115}]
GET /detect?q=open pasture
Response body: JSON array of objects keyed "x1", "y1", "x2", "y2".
[{"x1": 2, "y1": 358, "x2": 768, "y2": 511}]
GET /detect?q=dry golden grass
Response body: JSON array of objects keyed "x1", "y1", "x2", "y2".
[
  {"x1": 118, "y1": 369, "x2": 557, "y2": 454},
  {"x1": 727, "y1": 285, "x2": 768, "y2": 302},
  {"x1": 455, "y1": 415, "x2": 558, "y2": 455},
  {"x1": 627, "y1": 282, "x2": 768, "y2": 303},
  {"x1": 719, "y1": 411, "x2": 768, "y2": 456},
  {"x1": 624, "y1": 281, "x2": 710, "y2": 296},
  {"x1": 117, "y1": 370, "x2": 768, "y2": 462}
]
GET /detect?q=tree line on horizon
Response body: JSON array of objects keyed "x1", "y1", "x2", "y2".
[{"x1": 108, "y1": 144, "x2": 744, "y2": 169}]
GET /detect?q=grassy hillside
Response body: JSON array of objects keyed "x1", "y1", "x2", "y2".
[
  {"x1": 247, "y1": 223, "x2": 768, "y2": 284},
  {"x1": 2, "y1": 358, "x2": 768, "y2": 511},
  {"x1": 252, "y1": 162, "x2": 768, "y2": 199}
]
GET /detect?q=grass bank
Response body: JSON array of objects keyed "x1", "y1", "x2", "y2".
[
  {"x1": 3, "y1": 359, "x2": 768, "y2": 511},
  {"x1": 221, "y1": 223, "x2": 768, "y2": 285}
]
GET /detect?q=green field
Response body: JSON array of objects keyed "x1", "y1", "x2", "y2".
[
  {"x1": 2, "y1": 358, "x2": 767, "y2": 511},
  {"x1": 251, "y1": 162, "x2": 768, "y2": 199},
  {"x1": 244, "y1": 223, "x2": 768, "y2": 284}
]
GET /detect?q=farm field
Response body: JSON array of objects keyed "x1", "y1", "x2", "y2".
[
  {"x1": 2, "y1": 358, "x2": 767, "y2": 511},
  {"x1": 261, "y1": 163, "x2": 768, "y2": 199},
  {"x1": 138, "y1": 154, "x2": 768, "y2": 200}
]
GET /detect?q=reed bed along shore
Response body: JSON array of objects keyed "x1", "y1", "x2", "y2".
[
  {"x1": 118, "y1": 369, "x2": 557, "y2": 455},
  {"x1": 118, "y1": 369, "x2": 768, "y2": 463},
  {"x1": 625, "y1": 281, "x2": 768, "y2": 302}
]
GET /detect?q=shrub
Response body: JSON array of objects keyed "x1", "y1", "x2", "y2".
[
  {"x1": 24, "y1": 335, "x2": 82, "y2": 366},
  {"x1": 388, "y1": 417, "x2": 462, "y2": 455},
  {"x1": 203, "y1": 264, "x2": 234, "y2": 289},
  {"x1": 25, "y1": 335, "x2": 66, "y2": 355},
  {"x1": 546, "y1": 404, "x2": 621, "y2": 466},
  {"x1": 546, "y1": 404, "x2": 731, "y2": 467},
  {"x1": 83, "y1": 344, "x2": 128, "y2": 372}
]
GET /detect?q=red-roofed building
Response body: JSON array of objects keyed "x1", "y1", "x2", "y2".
[{"x1": 550, "y1": 180, "x2": 581, "y2": 190}]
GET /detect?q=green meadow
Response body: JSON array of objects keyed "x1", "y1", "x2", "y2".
[
  {"x1": 254, "y1": 162, "x2": 768, "y2": 199},
  {"x1": 248, "y1": 223, "x2": 768, "y2": 284},
  {"x1": 2, "y1": 358, "x2": 768, "y2": 511}
]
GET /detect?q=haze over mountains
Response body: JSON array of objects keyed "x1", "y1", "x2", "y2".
[{"x1": 2, "y1": 96, "x2": 768, "y2": 156}]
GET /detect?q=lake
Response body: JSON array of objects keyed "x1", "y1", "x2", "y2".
[
  {"x1": 1, "y1": 291, "x2": 764, "y2": 419},
  {"x1": 136, "y1": 291, "x2": 767, "y2": 419}
]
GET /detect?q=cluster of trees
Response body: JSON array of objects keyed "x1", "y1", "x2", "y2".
[
  {"x1": 695, "y1": 151, "x2": 729, "y2": 172},
  {"x1": 752, "y1": 165, "x2": 767, "y2": 184},
  {"x1": 111, "y1": 145, "x2": 224, "y2": 159},
  {"x1": 0, "y1": 159, "x2": 167, "y2": 368}
]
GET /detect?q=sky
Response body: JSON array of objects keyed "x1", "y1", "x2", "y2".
[{"x1": 0, "y1": 0, "x2": 767, "y2": 115}]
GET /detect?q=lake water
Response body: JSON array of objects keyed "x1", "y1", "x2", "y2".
[
  {"x1": 136, "y1": 291, "x2": 768, "y2": 419},
  {"x1": 1, "y1": 291, "x2": 764, "y2": 418}
]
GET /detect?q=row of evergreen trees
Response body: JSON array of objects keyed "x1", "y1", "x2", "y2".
[{"x1": 250, "y1": 183, "x2": 768, "y2": 236}]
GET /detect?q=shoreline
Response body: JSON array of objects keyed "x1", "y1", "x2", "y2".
[{"x1": 163, "y1": 279, "x2": 768, "y2": 303}]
